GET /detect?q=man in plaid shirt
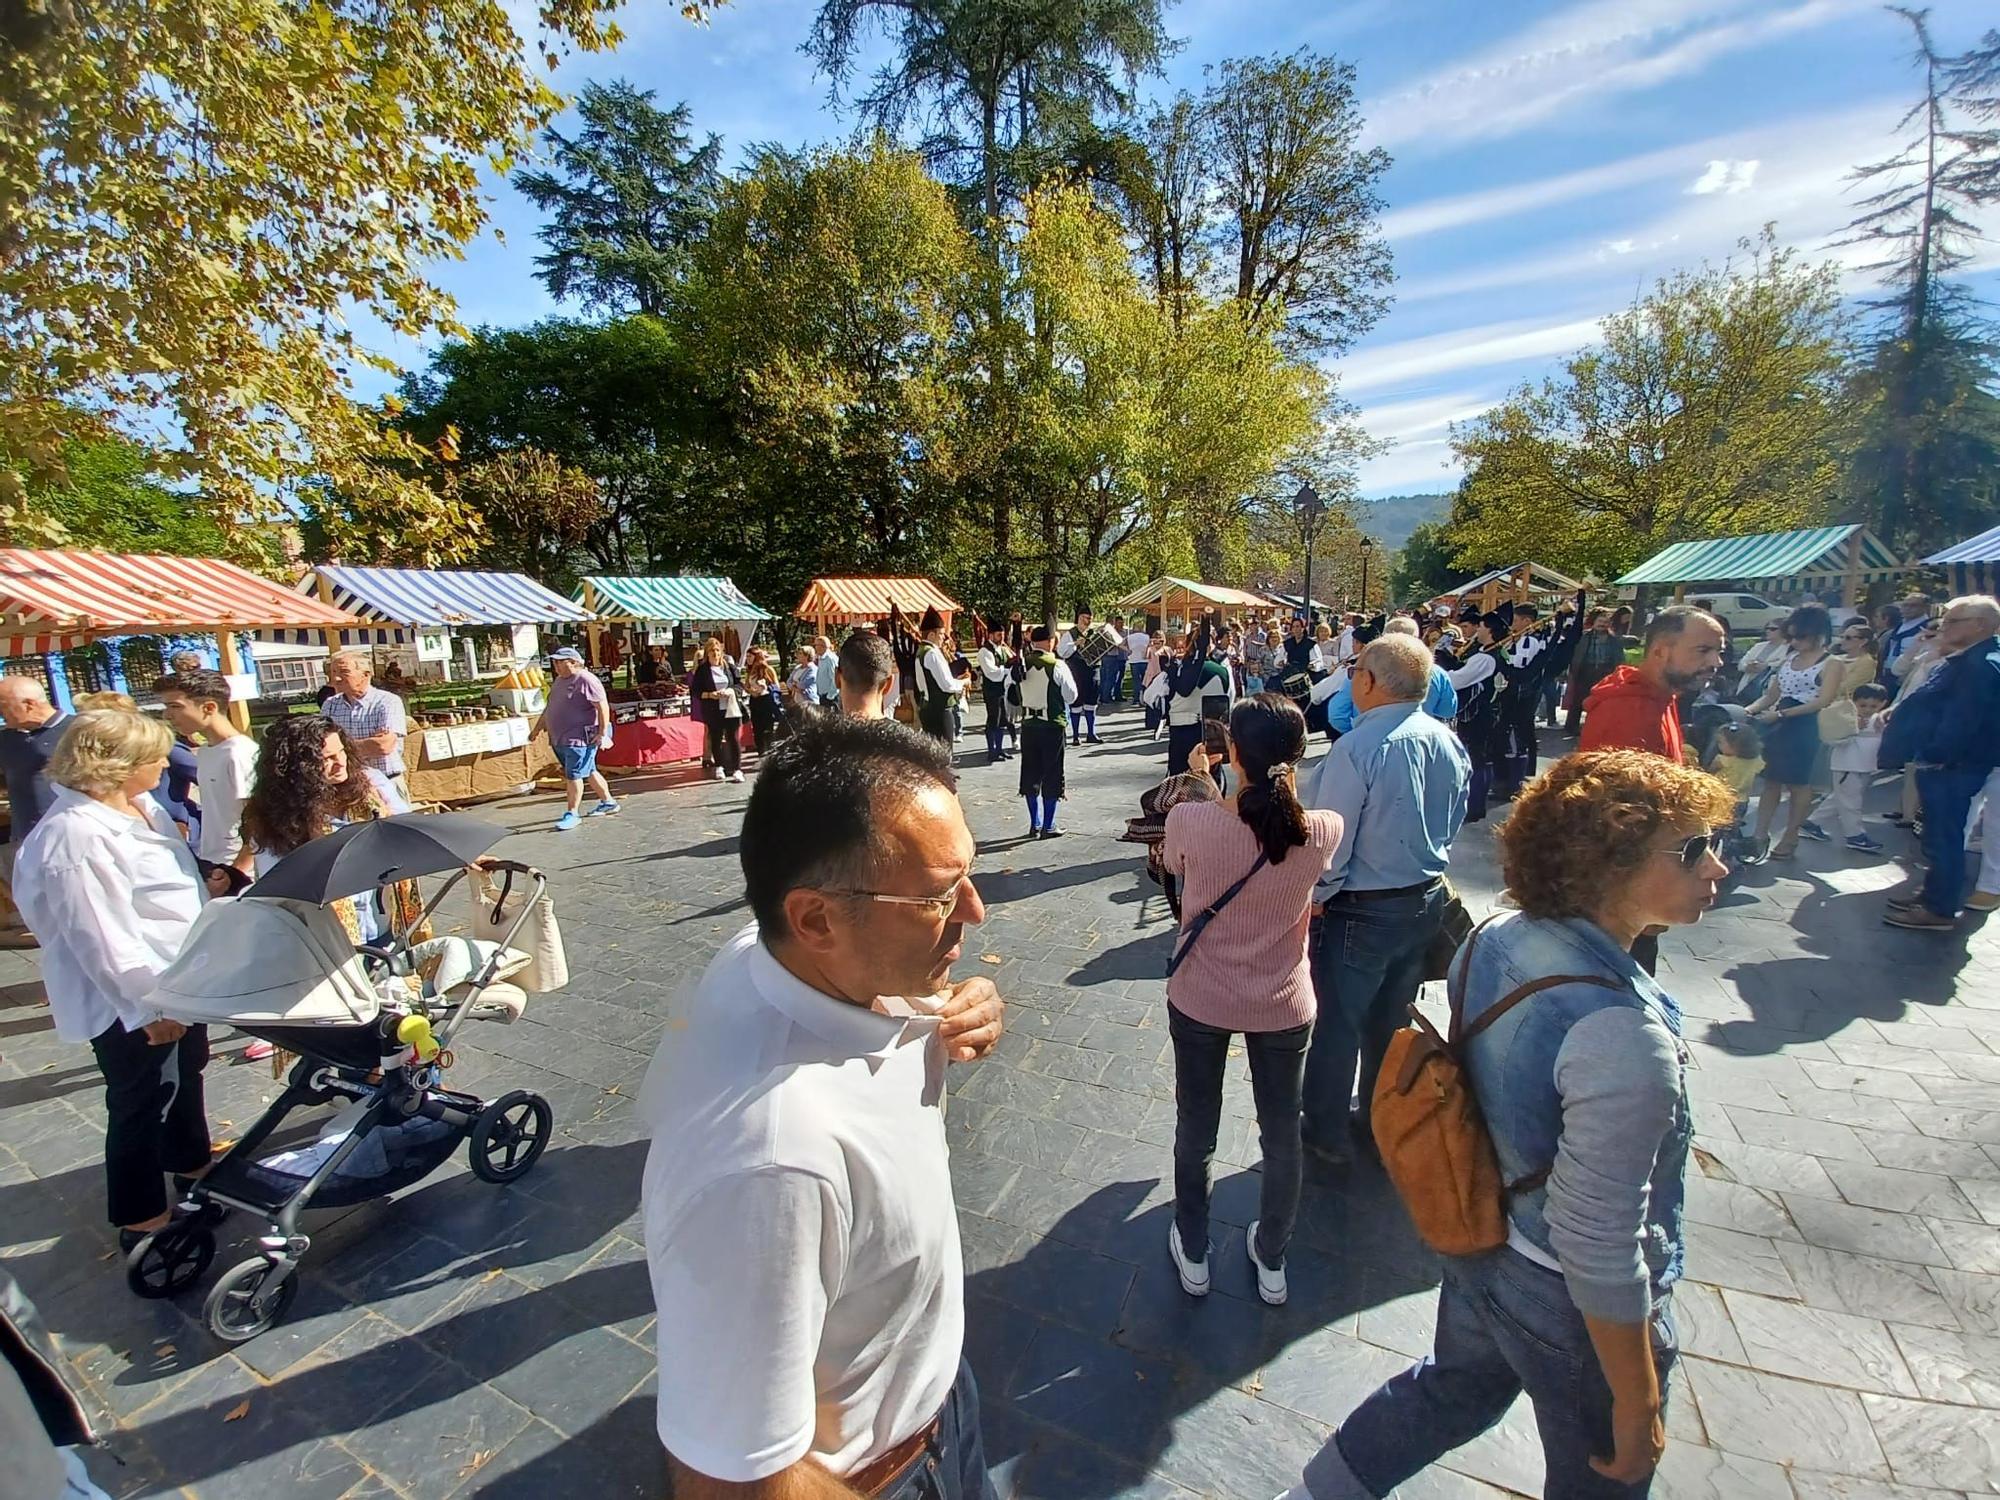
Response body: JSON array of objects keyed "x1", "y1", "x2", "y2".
[{"x1": 324, "y1": 651, "x2": 409, "y2": 800}]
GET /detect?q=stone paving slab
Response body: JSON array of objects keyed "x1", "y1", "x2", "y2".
[{"x1": 0, "y1": 703, "x2": 1995, "y2": 1498}]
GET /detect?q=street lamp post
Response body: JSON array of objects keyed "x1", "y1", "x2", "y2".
[
  {"x1": 1294, "y1": 481, "x2": 1323, "y2": 625},
  {"x1": 1359, "y1": 535, "x2": 1375, "y2": 610}
]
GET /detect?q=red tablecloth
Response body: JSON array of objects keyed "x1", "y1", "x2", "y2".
[{"x1": 599, "y1": 716, "x2": 752, "y2": 768}]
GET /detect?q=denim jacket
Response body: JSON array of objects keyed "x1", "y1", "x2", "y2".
[{"x1": 1455, "y1": 913, "x2": 1692, "y2": 1321}]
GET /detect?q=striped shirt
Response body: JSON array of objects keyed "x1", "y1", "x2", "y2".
[
  {"x1": 324, "y1": 686, "x2": 408, "y2": 776},
  {"x1": 1162, "y1": 801, "x2": 1342, "y2": 1032}
]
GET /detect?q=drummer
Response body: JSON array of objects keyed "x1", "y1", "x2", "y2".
[
  {"x1": 1058, "y1": 606, "x2": 1104, "y2": 745},
  {"x1": 12, "y1": 710, "x2": 215, "y2": 1256}
]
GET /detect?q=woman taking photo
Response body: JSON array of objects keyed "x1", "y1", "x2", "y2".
[
  {"x1": 690, "y1": 636, "x2": 745, "y2": 783},
  {"x1": 1743, "y1": 604, "x2": 1841, "y2": 861},
  {"x1": 1159, "y1": 694, "x2": 1341, "y2": 1308},
  {"x1": 242, "y1": 716, "x2": 420, "y2": 948},
  {"x1": 1282, "y1": 750, "x2": 1733, "y2": 1500},
  {"x1": 14, "y1": 711, "x2": 214, "y2": 1255}
]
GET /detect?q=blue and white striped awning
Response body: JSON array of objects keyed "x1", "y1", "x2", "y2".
[
  {"x1": 256, "y1": 565, "x2": 594, "y2": 645},
  {"x1": 1925, "y1": 523, "x2": 2000, "y2": 596},
  {"x1": 1618, "y1": 525, "x2": 1906, "y2": 588},
  {"x1": 578, "y1": 575, "x2": 772, "y2": 623}
]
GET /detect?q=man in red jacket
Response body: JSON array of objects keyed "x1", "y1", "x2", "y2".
[{"x1": 1579, "y1": 605, "x2": 1727, "y2": 760}]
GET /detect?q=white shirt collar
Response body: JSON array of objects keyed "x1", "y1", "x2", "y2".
[
  {"x1": 48, "y1": 784, "x2": 174, "y2": 838},
  {"x1": 746, "y1": 935, "x2": 939, "y2": 1066}
]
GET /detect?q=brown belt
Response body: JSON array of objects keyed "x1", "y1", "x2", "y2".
[{"x1": 847, "y1": 1414, "x2": 943, "y2": 1496}]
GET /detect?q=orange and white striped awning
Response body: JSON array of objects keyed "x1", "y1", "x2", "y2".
[
  {"x1": 796, "y1": 576, "x2": 961, "y2": 624},
  {"x1": 0, "y1": 548, "x2": 360, "y2": 657}
]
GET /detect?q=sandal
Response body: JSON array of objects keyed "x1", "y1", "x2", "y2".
[{"x1": 1770, "y1": 842, "x2": 1798, "y2": 860}]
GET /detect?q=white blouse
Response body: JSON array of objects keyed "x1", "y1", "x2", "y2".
[{"x1": 13, "y1": 788, "x2": 206, "y2": 1042}]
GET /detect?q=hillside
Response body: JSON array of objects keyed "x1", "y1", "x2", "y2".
[{"x1": 1355, "y1": 492, "x2": 1451, "y2": 551}]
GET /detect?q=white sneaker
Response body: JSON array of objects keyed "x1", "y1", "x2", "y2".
[
  {"x1": 1169, "y1": 1221, "x2": 1210, "y2": 1297},
  {"x1": 729, "y1": 770, "x2": 745, "y2": 783},
  {"x1": 712, "y1": 767, "x2": 726, "y2": 781},
  {"x1": 1246, "y1": 1219, "x2": 1288, "y2": 1305}
]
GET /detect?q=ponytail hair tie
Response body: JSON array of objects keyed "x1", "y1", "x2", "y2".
[{"x1": 1267, "y1": 761, "x2": 1293, "y2": 783}]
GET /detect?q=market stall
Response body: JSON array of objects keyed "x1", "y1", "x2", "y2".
[
  {"x1": 1113, "y1": 577, "x2": 1281, "y2": 634},
  {"x1": 797, "y1": 576, "x2": 960, "y2": 636},
  {"x1": 0, "y1": 547, "x2": 361, "y2": 728},
  {"x1": 1617, "y1": 525, "x2": 1909, "y2": 610},
  {"x1": 1426, "y1": 561, "x2": 1583, "y2": 616},
  {"x1": 576, "y1": 575, "x2": 772, "y2": 769},
  {"x1": 1925, "y1": 524, "x2": 2000, "y2": 597},
  {"x1": 261, "y1": 564, "x2": 597, "y2": 803}
]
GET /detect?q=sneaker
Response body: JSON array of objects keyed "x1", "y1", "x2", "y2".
[
  {"x1": 587, "y1": 799, "x2": 620, "y2": 817},
  {"x1": 712, "y1": 767, "x2": 726, "y2": 781},
  {"x1": 729, "y1": 770, "x2": 745, "y2": 783},
  {"x1": 1039, "y1": 826, "x2": 1065, "y2": 840},
  {"x1": 242, "y1": 1039, "x2": 275, "y2": 1061},
  {"x1": 1845, "y1": 834, "x2": 1886, "y2": 854},
  {"x1": 1884, "y1": 906, "x2": 1957, "y2": 931},
  {"x1": 554, "y1": 811, "x2": 581, "y2": 831},
  {"x1": 1798, "y1": 821, "x2": 1831, "y2": 843},
  {"x1": 1169, "y1": 1222, "x2": 1210, "y2": 1298},
  {"x1": 1246, "y1": 1219, "x2": 1288, "y2": 1306},
  {"x1": 1968, "y1": 890, "x2": 2000, "y2": 912}
]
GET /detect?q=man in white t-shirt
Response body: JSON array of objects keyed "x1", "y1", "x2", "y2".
[
  {"x1": 642, "y1": 714, "x2": 1004, "y2": 1500},
  {"x1": 157, "y1": 669, "x2": 257, "y2": 897}
]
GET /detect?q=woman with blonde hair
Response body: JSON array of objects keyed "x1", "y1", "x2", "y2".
[
  {"x1": 1283, "y1": 750, "x2": 1735, "y2": 1500},
  {"x1": 690, "y1": 636, "x2": 745, "y2": 783},
  {"x1": 13, "y1": 711, "x2": 214, "y2": 1256}
]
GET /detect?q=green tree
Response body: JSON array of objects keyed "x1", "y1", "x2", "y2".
[
  {"x1": 1840, "y1": 8, "x2": 2000, "y2": 550},
  {"x1": 1448, "y1": 234, "x2": 1853, "y2": 580},
  {"x1": 444, "y1": 448, "x2": 608, "y2": 587},
  {"x1": 1388, "y1": 519, "x2": 1461, "y2": 604},
  {"x1": 514, "y1": 81, "x2": 723, "y2": 316},
  {"x1": 0, "y1": 0, "x2": 720, "y2": 551},
  {"x1": 17, "y1": 432, "x2": 279, "y2": 567}
]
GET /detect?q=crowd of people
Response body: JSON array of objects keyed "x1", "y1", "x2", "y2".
[{"x1": 3, "y1": 582, "x2": 1996, "y2": 1500}]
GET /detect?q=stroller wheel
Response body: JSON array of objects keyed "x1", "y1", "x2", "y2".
[
  {"x1": 469, "y1": 1091, "x2": 553, "y2": 1184},
  {"x1": 205, "y1": 1257, "x2": 299, "y2": 1343},
  {"x1": 125, "y1": 1221, "x2": 216, "y2": 1300}
]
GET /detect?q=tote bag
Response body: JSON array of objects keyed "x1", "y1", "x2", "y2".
[{"x1": 468, "y1": 868, "x2": 569, "y2": 993}]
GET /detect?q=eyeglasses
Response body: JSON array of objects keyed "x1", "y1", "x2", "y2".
[
  {"x1": 821, "y1": 878, "x2": 973, "y2": 921},
  {"x1": 1653, "y1": 830, "x2": 1726, "y2": 869}
]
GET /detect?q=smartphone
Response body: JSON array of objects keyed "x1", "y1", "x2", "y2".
[{"x1": 1201, "y1": 719, "x2": 1229, "y2": 760}]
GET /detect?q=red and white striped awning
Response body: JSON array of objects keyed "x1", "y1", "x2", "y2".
[{"x1": 0, "y1": 548, "x2": 360, "y2": 657}]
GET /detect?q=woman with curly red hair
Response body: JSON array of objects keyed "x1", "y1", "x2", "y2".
[{"x1": 1284, "y1": 750, "x2": 1735, "y2": 1500}]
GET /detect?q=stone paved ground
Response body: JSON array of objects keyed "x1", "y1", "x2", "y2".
[{"x1": 3, "y1": 702, "x2": 1998, "y2": 1499}]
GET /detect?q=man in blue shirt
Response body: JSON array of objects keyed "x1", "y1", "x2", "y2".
[{"x1": 1301, "y1": 635, "x2": 1470, "y2": 1164}]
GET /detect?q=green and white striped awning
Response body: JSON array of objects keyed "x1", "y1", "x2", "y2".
[
  {"x1": 1617, "y1": 525, "x2": 1906, "y2": 588},
  {"x1": 577, "y1": 575, "x2": 773, "y2": 623}
]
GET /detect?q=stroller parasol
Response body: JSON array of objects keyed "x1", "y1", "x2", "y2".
[{"x1": 244, "y1": 811, "x2": 506, "y2": 904}]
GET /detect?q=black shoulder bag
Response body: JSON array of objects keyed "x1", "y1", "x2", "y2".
[{"x1": 1166, "y1": 852, "x2": 1269, "y2": 977}]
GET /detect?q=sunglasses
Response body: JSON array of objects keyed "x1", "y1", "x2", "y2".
[{"x1": 1653, "y1": 830, "x2": 1726, "y2": 869}]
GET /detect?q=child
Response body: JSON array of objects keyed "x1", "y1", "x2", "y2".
[
  {"x1": 1826, "y1": 682, "x2": 1890, "y2": 854},
  {"x1": 1707, "y1": 721, "x2": 1763, "y2": 845}
]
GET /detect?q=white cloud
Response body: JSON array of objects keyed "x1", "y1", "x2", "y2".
[
  {"x1": 1689, "y1": 158, "x2": 1761, "y2": 194},
  {"x1": 1365, "y1": 0, "x2": 1868, "y2": 148},
  {"x1": 1336, "y1": 315, "x2": 1605, "y2": 395},
  {"x1": 1357, "y1": 391, "x2": 1498, "y2": 445},
  {"x1": 1602, "y1": 238, "x2": 1639, "y2": 255},
  {"x1": 1356, "y1": 437, "x2": 1465, "y2": 497}
]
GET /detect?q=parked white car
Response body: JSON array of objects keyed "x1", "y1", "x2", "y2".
[{"x1": 1688, "y1": 591, "x2": 1793, "y2": 637}]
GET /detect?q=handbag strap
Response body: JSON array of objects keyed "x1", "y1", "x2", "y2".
[
  {"x1": 484, "y1": 866, "x2": 517, "y2": 924},
  {"x1": 1167, "y1": 852, "x2": 1268, "y2": 977}
]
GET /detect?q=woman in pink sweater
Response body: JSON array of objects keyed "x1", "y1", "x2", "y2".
[{"x1": 1161, "y1": 693, "x2": 1342, "y2": 1307}]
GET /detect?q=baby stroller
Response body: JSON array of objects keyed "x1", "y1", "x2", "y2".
[{"x1": 130, "y1": 813, "x2": 558, "y2": 1344}]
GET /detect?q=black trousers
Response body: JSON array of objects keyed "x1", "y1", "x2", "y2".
[
  {"x1": 705, "y1": 715, "x2": 742, "y2": 775},
  {"x1": 1017, "y1": 719, "x2": 1065, "y2": 800},
  {"x1": 90, "y1": 1021, "x2": 211, "y2": 1226},
  {"x1": 1169, "y1": 1005, "x2": 1310, "y2": 1266},
  {"x1": 748, "y1": 695, "x2": 777, "y2": 755}
]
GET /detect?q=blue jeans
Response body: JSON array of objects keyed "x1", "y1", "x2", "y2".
[
  {"x1": 1101, "y1": 654, "x2": 1128, "y2": 702},
  {"x1": 1303, "y1": 885, "x2": 1446, "y2": 1147},
  {"x1": 879, "y1": 1359, "x2": 997, "y2": 1500},
  {"x1": 1302, "y1": 1250, "x2": 1676, "y2": 1500},
  {"x1": 1918, "y1": 766, "x2": 1988, "y2": 917}
]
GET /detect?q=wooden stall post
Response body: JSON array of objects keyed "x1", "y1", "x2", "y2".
[
  {"x1": 217, "y1": 631, "x2": 252, "y2": 730},
  {"x1": 584, "y1": 580, "x2": 605, "y2": 673}
]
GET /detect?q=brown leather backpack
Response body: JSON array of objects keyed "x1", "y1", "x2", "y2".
[{"x1": 1371, "y1": 918, "x2": 1619, "y2": 1256}]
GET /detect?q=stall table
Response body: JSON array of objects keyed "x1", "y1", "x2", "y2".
[
  {"x1": 599, "y1": 712, "x2": 753, "y2": 769},
  {"x1": 405, "y1": 718, "x2": 556, "y2": 804}
]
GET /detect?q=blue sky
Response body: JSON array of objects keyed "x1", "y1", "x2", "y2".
[{"x1": 392, "y1": 0, "x2": 2000, "y2": 499}]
